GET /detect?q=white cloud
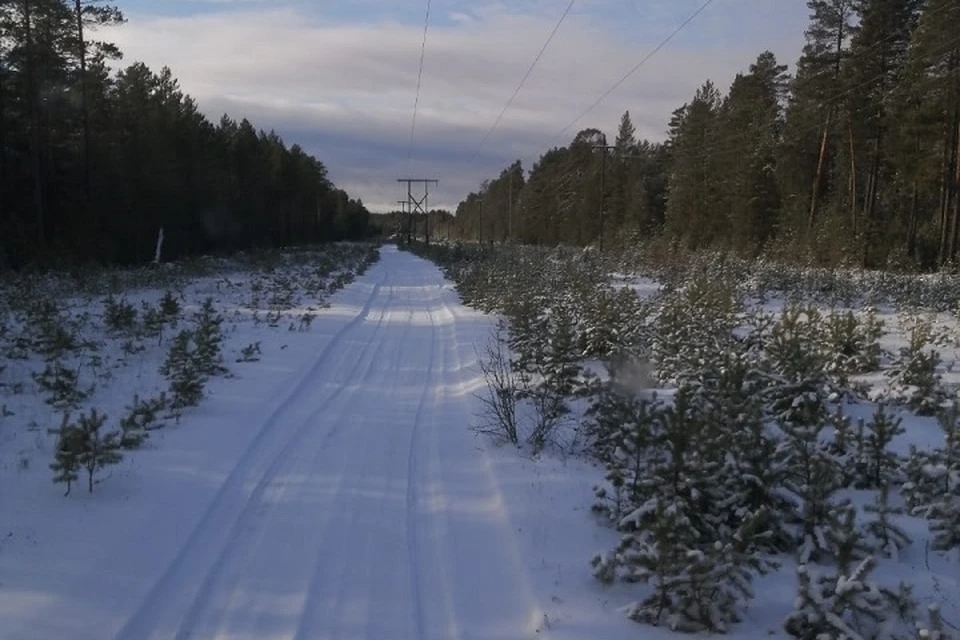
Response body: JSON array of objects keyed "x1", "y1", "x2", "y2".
[{"x1": 105, "y1": 2, "x2": 805, "y2": 211}]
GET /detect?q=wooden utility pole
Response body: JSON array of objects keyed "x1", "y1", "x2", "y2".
[
  {"x1": 397, "y1": 178, "x2": 438, "y2": 244},
  {"x1": 592, "y1": 144, "x2": 617, "y2": 252},
  {"x1": 507, "y1": 170, "x2": 513, "y2": 242}
]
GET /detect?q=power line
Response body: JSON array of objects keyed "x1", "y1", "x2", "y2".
[
  {"x1": 470, "y1": 0, "x2": 577, "y2": 164},
  {"x1": 539, "y1": 0, "x2": 717, "y2": 155},
  {"x1": 406, "y1": 0, "x2": 433, "y2": 170}
]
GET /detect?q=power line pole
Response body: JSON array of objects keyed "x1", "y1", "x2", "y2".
[
  {"x1": 592, "y1": 144, "x2": 644, "y2": 252},
  {"x1": 592, "y1": 144, "x2": 616, "y2": 252},
  {"x1": 397, "y1": 178, "x2": 438, "y2": 244},
  {"x1": 478, "y1": 199, "x2": 483, "y2": 245},
  {"x1": 508, "y1": 170, "x2": 513, "y2": 243}
]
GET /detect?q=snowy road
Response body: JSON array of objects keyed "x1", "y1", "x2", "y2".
[
  {"x1": 112, "y1": 247, "x2": 552, "y2": 639},
  {"x1": 3, "y1": 246, "x2": 566, "y2": 640}
]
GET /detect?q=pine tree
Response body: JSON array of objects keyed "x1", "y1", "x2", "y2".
[
  {"x1": 860, "y1": 404, "x2": 905, "y2": 489},
  {"x1": 774, "y1": 389, "x2": 846, "y2": 563},
  {"x1": 75, "y1": 408, "x2": 122, "y2": 493},
  {"x1": 161, "y1": 329, "x2": 204, "y2": 419},
  {"x1": 928, "y1": 402, "x2": 960, "y2": 551},
  {"x1": 864, "y1": 483, "x2": 912, "y2": 559},
  {"x1": 663, "y1": 81, "x2": 723, "y2": 249},
  {"x1": 50, "y1": 413, "x2": 83, "y2": 496},
  {"x1": 715, "y1": 51, "x2": 789, "y2": 253},
  {"x1": 785, "y1": 556, "x2": 911, "y2": 640},
  {"x1": 192, "y1": 297, "x2": 226, "y2": 377}
]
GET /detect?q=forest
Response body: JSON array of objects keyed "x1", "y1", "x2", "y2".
[
  {"x1": 0, "y1": 0, "x2": 372, "y2": 270},
  {"x1": 451, "y1": 0, "x2": 960, "y2": 271}
]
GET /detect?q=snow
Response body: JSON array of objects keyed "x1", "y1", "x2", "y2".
[{"x1": 1, "y1": 246, "x2": 958, "y2": 639}]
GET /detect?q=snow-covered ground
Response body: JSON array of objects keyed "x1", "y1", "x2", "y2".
[
  {"x1": 0, "y1": 246, "x2": 638, "y2": 640},
  {"x1": 1, "y1": 246, "x2": 957, "y2": 639}
]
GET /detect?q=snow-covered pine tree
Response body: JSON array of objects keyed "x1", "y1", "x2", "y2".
[
  {"x1": 686, "y1": 347, "x2": 794, "y2": 552},
  {"x1": 75, "y1": 409, "x2": 123, "y2": 493},
  {"x1": 161, "y1": 329, "x2": 204, "y2": 419},
  {"x1": 860, "y1": 404, "x2": 906, "y2": 490},
  {"x1": 928, "y1": 404, "x2": 960, "y2": 551},
  {"x1": 773, "y1": 387, "x2": 846, "y2": 564},
  {"x1": 587, "y1": 390, "x2": 662, "y2": 522},
  {"x1": 827, "y1": 503, "x2": 873, "y2": 571},
  {"x1": 915, "y1": 604, "x2": 955, "y2": 640},
  {"x1": 885, "y1": 315, "x2": 945, "y2": 416},
  {"x1": 784, "y1": 556, "x2": 913, "y2": 640},
  {"x1": 192, "y1": 297, "x2": 226, "y2": 377},
  {"x1": 903, "y1": 444, "x2": 946, "y2": 515},
  {"x1": 864, "y1": 483, "x2": 912, "y2": 560},
  {"x1": 50, "y1": 413, "x2": 83, "y2": 496}
]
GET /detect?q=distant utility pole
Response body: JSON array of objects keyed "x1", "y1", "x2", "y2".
[
  {"x1": 397, "y1": 178, "x2": 439, "y2": 244},
  {"x1": 592, "y1": 144, "x2": 644, "y2": 252},
  {"x1": 507, "y1": 171, "x2": 513, "y2": 243},
  {"x1": 592, "y1": 144, "x2": 617, "y2": 252}
]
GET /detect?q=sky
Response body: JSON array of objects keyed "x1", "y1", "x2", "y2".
[{"x1": 104, "y1": 0, "x2": 811, "y2": 212}]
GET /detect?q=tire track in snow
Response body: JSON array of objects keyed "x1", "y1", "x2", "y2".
[
  {"x1": 440, "y1": 285, "x2": 555, "y2": 639},
  {"x1": 114, "y1": 263, "x2": 392, "y2": 640},
  {"x1": 290, "y1": 279, "x2": 419, "y2": 640},
  {"x1": 403, "y1": 281, "x2": 439, "y2": 640},
  {"x1": 171, "y1": 274, "x2": 399, "y2": 640}
]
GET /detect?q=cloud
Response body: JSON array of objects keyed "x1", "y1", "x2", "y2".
[{"x1": 104, "y1": 2, "x2": 806, "y2": 211}]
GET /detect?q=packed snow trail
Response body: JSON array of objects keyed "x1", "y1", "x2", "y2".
[{"x1": 5, "y1": 246, "x2": 553, "y2": 640}]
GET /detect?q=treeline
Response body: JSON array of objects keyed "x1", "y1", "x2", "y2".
[
  {"x1": 453, "y1": 0, "x2": 960, "y2": 270},
  {"x1": 0, "y1": 0, "x2": 371, "y2": 269}
]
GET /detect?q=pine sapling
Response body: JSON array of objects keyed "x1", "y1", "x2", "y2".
[
  {"x1": 75, "y1": 409, "x2": 123, "y2": 493},
  {"x1": 864, "y1": 483, "x2": 912, "y2": 560},
  {"x1": 861, "y1": 404, "x2": 906, "y2": 490},
  {"x1": 50, "y1": 413, "x2": 83, "y2": 496},
  {"x1": 192, "y1": 297, "x2": 226, "y2": 377},
  {"x1": 161, "y1": 330, "x2": 204, "y2": 419}
]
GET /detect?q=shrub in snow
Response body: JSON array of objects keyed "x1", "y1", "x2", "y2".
[
  {"x1": 192, "y1": 297, "x2": 227, "y2": 377},
  {"x1": 885, "y1": 315, "x2": 945, "y2": 416},
  {"x1": 50, "y1": 409, "x2": 123, "y2": 495},
  {"x1": 103, "y1": 295, "x2": 137, "y2": 333},
  {"x1": 474, "y1": 324, "x2": 520, "y2": 447},
  {"x1": 236, "y1": 341, "x2": 262, "y2": 363},
  {"x1": 915, "y1": 604, "x2": 956, "y2": 640},
  {"x1": 903, "y1": 405, "x2": 960, "y2": 551},
  {"x1": 591, "y1": 385, "x2": 774, "y2": 633},
  {"x1": 784, "y1": 557, "x2": 914, "y2": 640},
  {"x1": 652, "y1": 274, "x2": 741, "y2": 385},
  {"x1": 765, "y1": 303, "x2": 829, "y2": 385},
  {"x1": 161, "y1": 330, "x2": 205, "y2": 419},
  {"x1": 33, "y1": 360, "x2": 90, "y2": 410},
  {"x1": 773, "y1": 388, "x2": 846, "y2": 564},
  {"x1": 612, "y1": 506, "x2": 772, "y2": 633},
  {"x1": 159, "y1": 290, "x2": 181, "y2": 322},
  {"x1": 684, "y1": 348, "x2": 794, "y2": 551},
  {"x1": 119, "y1": 393, "x2": 167, "y2": 449},
  {"x1": 863, "y1": 483, "x2": 912, "y2": 560},
  {"x1": 587, "y1": 390, "x2": 662, "y2": 522},
  {"x1": 859, "y1": 404, "x2": 906, "y2": 490},
  {"x1": 820, "y1": 308, "x2": 885, "y2": 384}
]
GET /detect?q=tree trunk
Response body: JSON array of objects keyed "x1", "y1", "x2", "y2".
[
  {"x1": 75, "y1": 0, "x2": 91, "y2": 202},
  {"x1": 848, "y1": 123, "x2": 857, "y2": 237},
  {"x1": 809, "y1": 110, "x2": 833, "y2": 230},
  {"x1": 23, "y1": 0, "x2": 46, "y2": 253},
  {"x1": 907, "y1": 181, "x2": 919, "y2": 260}
]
